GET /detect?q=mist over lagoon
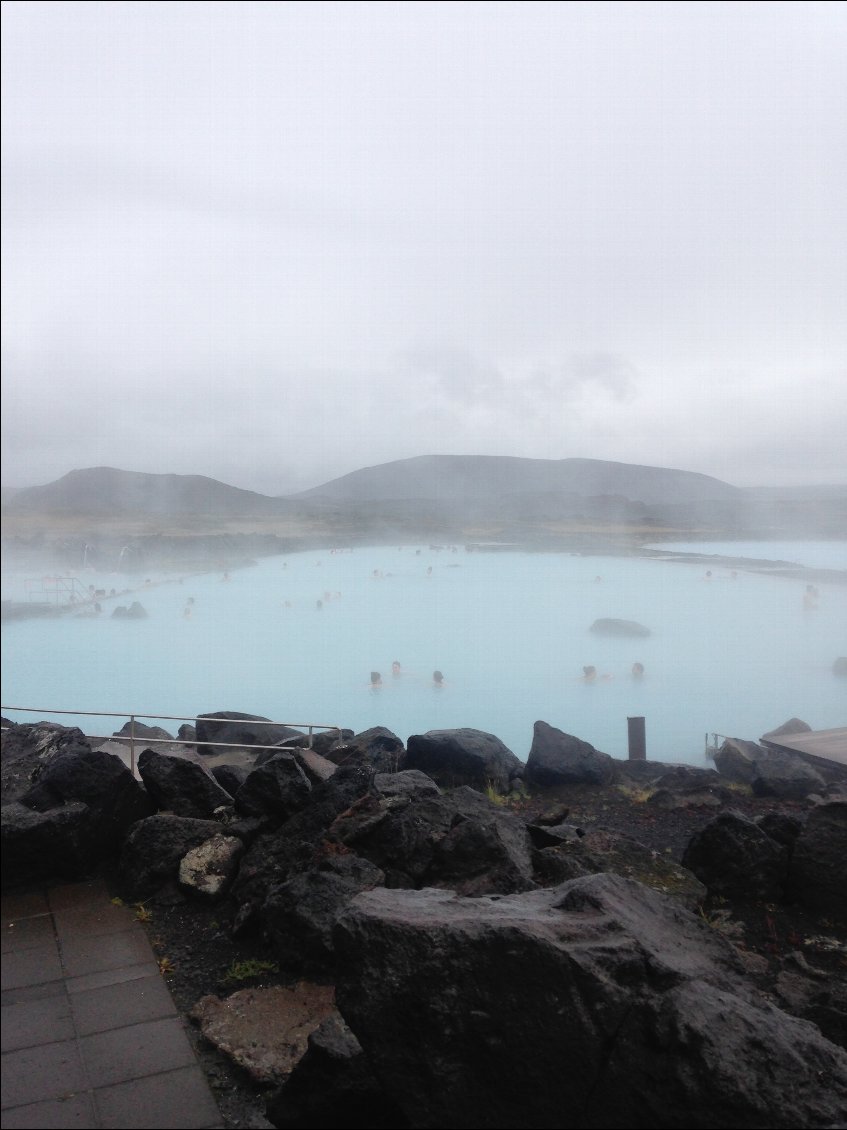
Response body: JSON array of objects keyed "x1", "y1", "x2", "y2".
[{"x1": 3, "y1": 542, "x2": 844, "y2": 764}]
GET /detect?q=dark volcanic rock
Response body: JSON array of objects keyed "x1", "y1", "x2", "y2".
[
  {"x1": 761, "y1": 717, "x2": 813, "y2": 739},
  {"x1": 138, "y1": 748, "x2": 234, "y2": 818},
  {"x1": 211, "y1": 763, "x2": 252, "y2": 797},
  {"x1": 646, "y1": 765, "x2": 731, "y2": 810},
  {"x1": 786, "y1": 800, "x2": 847, "y2": 920},
  {"x1": 266, "y1": 1013, "x2": 409, "y2": 1130},
  {"x1": 329, "y1": 784, "x2": 535, "y2": 896},
  {"x1": 334, "y1": 874, "x2": 847, "y2": 1130},
  {"x1": 525, "y1": 721, "x2": 616, "y2": 787},
  {"x1": 120, "y1": 814, "x2": 223, "y2": 897},
  {"x1": 1, "y1": 723, "x2": 153, "y2": 886},
  {"x1": 234, "y1": 753, "x2": 313, "y2": 819},
  {"x1": 264, "y1": 854, "x2": 385, "y2": 974},
  {"x1": 113, "y1": 720, "x2": 174, "y2": 742},
  {"x1": 195, "y1": 711, "x2": 303, "y2": 756},
  {"x1": 324, "y1": 727, "x2": 406, "y2": 773},
  {"x1": 589, "y1": 617, "x2": 651, "y2": 637},
  {"x1": 405, "y1": 728, "x2": 522, "y2": 793},
  {"x1": 713, "y1": 738, "x2": 764, "y2": 784},
  {"x1": 751, "y1": 750, "x2": 827, "y2": 800},
  {"x1": 2, "y1": 800, "x2": 97, "y2": 886},
  {"x1": 2, "y1": 723, "x2": 93, "y2": 804},
  {"x1": 681, "y1": 809, "x2": 789, "y2": 900}
]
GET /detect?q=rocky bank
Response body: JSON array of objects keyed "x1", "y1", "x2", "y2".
[{"x1": 2, "y1": 714, "x2": 846, "y2": 1129}]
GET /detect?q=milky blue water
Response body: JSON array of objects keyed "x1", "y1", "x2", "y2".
[
  {"x1": 2, "y1": 545, "x2": 845, "y2": 765},
  {"x1": 645, "y1": 540, "x2": 847, "y2": 571}
]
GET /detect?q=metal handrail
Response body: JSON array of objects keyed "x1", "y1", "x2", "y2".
[{"x1": 0, "y1": 705, "x2": 343, "y2": 776}]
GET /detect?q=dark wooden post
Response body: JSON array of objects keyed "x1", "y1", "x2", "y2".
[{"x1": 627, "y1": 716, "x2": 646, "y2": 761}]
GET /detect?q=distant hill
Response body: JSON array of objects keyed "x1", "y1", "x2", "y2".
[
  {"x1": 293, "y1": 455, "x2": 741, "y2": 507},
  {"x1": 3, "y1": 467, "x2": 287, "y2": 518}
]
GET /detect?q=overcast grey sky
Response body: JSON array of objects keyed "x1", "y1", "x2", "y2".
[{"x1": 2, "y1": 0, "x2": 845, "y2": 494}]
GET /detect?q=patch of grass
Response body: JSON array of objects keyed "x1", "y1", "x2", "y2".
[
  {"x1": 616, "y1": 784, "x2": 655, "y2": 804},
  {"x1": 158, "y1": 956, "x2": 176, "y2": 976},
  {"x1": 221, "y1": 959, "x2": 279, "y2": 984},
  {"x1": 133, "y1": 903, "x2": 153, "y2": 923}
]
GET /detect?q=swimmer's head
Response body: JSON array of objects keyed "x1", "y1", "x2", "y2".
[
  {"x1": 433, "y1": 670, "x2": 444, "y2": 684},
  {"x1": 392, "y1": 661, "x2": 401, "y2": 674},
  {"x1": 632, "y1": 662, "x2": 644, "y2": 677},
  {"x1": 370, "y1": 671, "x2": 382, "y2": 685},
  {"x1": 583, "y1": 665, "x2": 596, "y2": 677}
]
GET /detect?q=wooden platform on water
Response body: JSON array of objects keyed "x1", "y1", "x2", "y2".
[{"x1": 761, "y1": 727, "x2": 847, "y2": 771}]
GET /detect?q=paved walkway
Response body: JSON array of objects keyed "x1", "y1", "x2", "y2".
[{"x1": 1, "y1": 879, "x2": 223, "y2": 1129}]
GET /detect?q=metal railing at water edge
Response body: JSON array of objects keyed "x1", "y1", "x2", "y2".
[{"x1": 0, "y1": 706, "x2": 344, "y2": 776}]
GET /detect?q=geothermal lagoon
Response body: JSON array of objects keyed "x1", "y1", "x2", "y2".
[{"x1": 2, "y1": 543, "x2": 845, "y2": 765}]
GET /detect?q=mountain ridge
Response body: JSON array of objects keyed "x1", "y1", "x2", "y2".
[{"x1": 4, "y1": 456, "x2": 743, "y2": 516}]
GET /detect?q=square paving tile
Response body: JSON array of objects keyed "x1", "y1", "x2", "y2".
[
  {"x1": 1, "y1": 889, "x2": 49, "y2": 923},
  {"x1": 94, "y1": 1065, "x2": 224, "y2": 1128},
  {"x1": 1, "y1": 1039, "x2": 87, "y2": 1109},
  {"x1": 2, "y1": 942, "x2": 63, "y2": 992},
  {"x1": 53, "y1": 901, "x2": 138, "y2": 942},
  {"x1": 1, "y1": 994, "x2": 74, "y2": 1052},
  {"x1": 65, "y1": 960, "x2": 161, "y2": 996},
  {"x1": 0, "y1": 1092, "x2": 96, "y2": 1129},
  {"x1": 2, "y1": 914, "x2": 56, "y2": 954},
  {"x1": 79, "y1": 1015, "x2": 196, "y2": 1088},
  {"x1": 59, "y1": 926, "x2": 152, "y2": 978},
  {"x1": 71, "y1": 973, "x2": 176, "y2": 1036},
  {"x1": 47, "y1": 879, "x2": 109, "y2": 913},
  {"x1": 1, "y1": 979, "x2": 66, "y2": 1007}
]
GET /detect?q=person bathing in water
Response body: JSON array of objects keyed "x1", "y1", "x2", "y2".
[
  {"x1": 579, "y1": 665, "x2": 612, "y2": 682},
  {"x1": 433, "y1": 670, "x2": 445, "y2": 687},
  {"x1": 370, "y1": 671, "x2": 383, "y2": 688}
]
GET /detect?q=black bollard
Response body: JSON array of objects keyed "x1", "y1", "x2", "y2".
[{"x1": 627, "y1": 716, "x2": 646, "y2": 761}]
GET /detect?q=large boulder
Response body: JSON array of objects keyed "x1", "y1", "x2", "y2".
[
  {"x1": 334, "y1": 875, "x2": 847, "y2": 1130},
  {"x1": 2, "y1": 722, "x2": 93, "y2": 804},
  {"x1": 713, "y1": 738, "x2": 764, "y2": 784},
  {"x1": 195, "y1": 711, "x2": 304, "y2": 756},
  {"x1": 761, "y1": 718, "x2": 813, "y2": 739},
  {"x1": 2, "y1": 801, "x2": 97, "y2": 886},
  {"x1": 137, "y1": 748, "x2": 234, "y2": 818},
  {"x1": 324, "y1": 727, "x2": 406, "y2": 774},
  {"x1": 232, "y1": 763, "x2": 374, "y2": 915},
  {"x1": 681, "y1": 810, "x2": 789, "y2": 901},
  {"x1": 112, "y1": 720, "x2": 174, "y2": 742},
  {"x1": 646, "y1": 765, "x2": 731, "y2": 810},
  {"x1": 178, "y1": 833, "x2": 244, "y2": 902},
  {"x1": 750, "y1": 750, "x2": 827, "y2": 801},
  {"x1": 525, "y1": 721, "x2": 616, "y2": 787},
  {"x1": 120, "y1": 813, "x2": 223, "y2": 896},
  {"x1": 234, "y1": 753, "x2": 313, "y2": 820},
  {"x1": 785, "y1": 801, "x2": 847, "y2": 920},
  {"x1": 266, "y1": 1013, "x2": 409, "y2": 1130},
  {"x1": 329, "y1": 784, "x2": 535, "y2": 896},
  {"x1": 1, "y1": 723, "x2": 153, "y2": 886},
  {"x1": 405, "y1": 728, "x2": 522, "y2": 793},
  {"x1": 589, "y1": 617, "x2": 651, "y2": 637},
  {"x1": 264, "y1": 854, "x2": 386, "y2": 974}
]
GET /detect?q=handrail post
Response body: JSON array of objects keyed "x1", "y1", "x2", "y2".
[{"x1": 130, "y1": 714, "x2": 136, "y2": 778}]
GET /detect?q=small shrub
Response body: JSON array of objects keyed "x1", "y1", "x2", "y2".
[{"x1": 221, "y1": 959, "x2": 279, "y2": 984}]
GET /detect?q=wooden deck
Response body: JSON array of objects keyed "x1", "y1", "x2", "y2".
[{"x1": 761, "y1": 727, "x2": 847, "y2": 770}]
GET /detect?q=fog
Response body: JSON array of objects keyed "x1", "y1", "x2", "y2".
[{"x1": 2, "y1": 1, "x2": 846, "y2": 494}]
